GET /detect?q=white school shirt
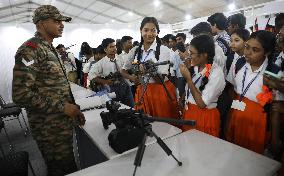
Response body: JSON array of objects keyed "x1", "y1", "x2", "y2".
[
  {"x1": 214, "y1": 30, "x2": 231, "y2": 55},
  {"x1": 171, "y1": 50, "x2": 184, "y2": 78},
  {"x1": 274, "y1": 52, "x2": 284, "y2": 101},
  {"x1": 82, "y1": 56, "x2": 95, "y2": 73},
  {"x1": 226, "y1": 53, "x2": 244, "y2": 84},
  {"x1": 118, "y1": 51, "x2": 134, "y2": 86},
  {"x1": 123, "y1": 39, "x2": 171, "y2": 83},
  {"x1": 88, "y1": 55, "x2": 124, "y2": 80},
  {"x1": 169, "y1": 49, "x2": 176, "y2": 76},
  {"x1": 213, "y1": 42, "x2": 227, "y2": 75},
  {"x1": 63, "y1": 52, "x2": 77, "y2": 73},
  {"x1": 231, "y1": 58, "x2": 268, "y2": 103},
  {"x1": 185, "y1": 64, "x2": 225, "y2": 109}
]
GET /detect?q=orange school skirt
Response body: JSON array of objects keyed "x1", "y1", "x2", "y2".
[
  {"x1": 182, "y1": 104, "x2": 220, "y2": 137},
  {"x1": 135, "y1": 81, "x2": 179, "y2": 119},
  {"x1": 226, "y1": 95, "x2": 267, "y2": 154}
]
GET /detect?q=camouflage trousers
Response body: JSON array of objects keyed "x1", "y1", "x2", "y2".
[{"x1": 28, "y1": 112, "x2": 77, "y2": 176}]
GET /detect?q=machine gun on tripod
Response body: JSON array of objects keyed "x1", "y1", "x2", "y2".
[
  {"x1": 100, "y1": 100, "x2": 196, "y2": 176},
  {"x1": 130, "y1": 60, "x2": 174, "y2": 105}
]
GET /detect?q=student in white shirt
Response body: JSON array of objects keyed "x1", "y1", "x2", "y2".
[
  {"x1": 120, "y1": 36, "x2": 133, "y2": 56},
  {"x1": 220, "y1": 28, "x2": 250, "y2": 138},
  {"x1": 119, "y1": 36, "x2": 137, "y2": 96},
  {"x1": 180, "y1": 35, "x2": 225, "y2": 137},
  {"x1": 189, "y1": 23, "x2": 228, "y2": 138},
  {"x1": 88, "y1": 38, "x2": 134, "y2": 107},
  {"x1": 227, "y1": 29, "x2": 250, "y2": 81},
  {"x1": 190, "y1": 22, "x2": 227, "y2": 74},
  {"x1": 207, "y1": 13, "x2": 231, "y2": 56},
  {"x1": 56, "y1": 44, "x2": 77, "y2": 83},
  {"x1": 169, "y1": 35, "x2": 186, "y2": 97},
  {"x1": 121, "y1": 17, "x2": 179, "y2": 119},
  {"x1": 263, "y1": 17, "x2": 284, "y2": 160},
  {"x1": 82, "y1": 48, "x2": 95, "y2": 87},
  {"x1": 226, "y1": 30, "x2": 276, "y2": 154}
]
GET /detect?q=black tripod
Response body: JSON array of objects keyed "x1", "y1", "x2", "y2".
[
  {"x1": 131, "y1": 114, "x2": 194, "y2": 176},
  {"x1": 133, "y1": 125, "x2": 182, "y2": 176},
  {"x1": 136, "y1": 61, "x2": 174, "y2": 106}
]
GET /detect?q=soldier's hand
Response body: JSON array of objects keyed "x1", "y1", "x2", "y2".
[
  {"x1": 77, "y1": 111, "x2": 86, "y2": 126},
  {"x1": 64, "y1": 102, "x2": 86, "y2": 124}
]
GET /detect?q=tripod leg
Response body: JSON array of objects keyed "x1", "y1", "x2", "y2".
[
  {"x1": 133, "y1": 132, "x2": 148, "y2": 176},
  {"x1": 152, "y1": 73, "x2": 173, "y2": 101},
  {"x1": 148, "y1": 128, "x2": 182, "y2": 166},
  {"x1": 135, "y1": 76, "x2": 151, "y2": 106}
]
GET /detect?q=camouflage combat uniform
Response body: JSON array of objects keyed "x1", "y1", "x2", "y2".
[{"x1": 12, "y1": 32, "x2": 77, "y2": 176}]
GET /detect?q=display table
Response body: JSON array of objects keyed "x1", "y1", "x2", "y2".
[
  {"x1": 68, "y1": 129, "x2": 281, "y2": 176},
  {"x1": 70, "y1": 83, "x2": 95, "y2": 100},
  {"x1": 70, "y1": 83, "x2": 87, "y2": 92},
  {"x1": 70, "y1": 83, "x2": 182, "y2": 159}
]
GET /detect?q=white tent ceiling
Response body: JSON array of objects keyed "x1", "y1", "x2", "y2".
[{"x1": 0, "y1": 0, "x2": 275, "y2": 24}]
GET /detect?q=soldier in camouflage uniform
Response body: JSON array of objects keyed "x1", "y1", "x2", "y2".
[{"x1": 12, "y1": 5, "x2": 85, "y2": 176}]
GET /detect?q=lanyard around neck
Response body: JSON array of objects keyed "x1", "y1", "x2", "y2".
[
  {"x1": 186, "y1": 73, "x2": 202, "y2": 99},
  {"x1": 239, "y1": 67, "x2": 261, "y2": 101},
  {"x1": 141, "y1": 49, "x2": 153, "y2": 62}
]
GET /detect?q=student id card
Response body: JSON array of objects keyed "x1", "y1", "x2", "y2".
[{"x1": 231, "y1": 100, "x2": 246, "y2": 111}]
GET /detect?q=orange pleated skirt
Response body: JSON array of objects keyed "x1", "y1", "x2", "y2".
[
  {"x1": 135, "y1": 81, "x2": 179, "y2": 119},
  {"x1": 183, "y1": 104, "x2": 220, "y2": 137},
  {"x1": 226, "y1": 95, "x2": 267, "y2": 154}
]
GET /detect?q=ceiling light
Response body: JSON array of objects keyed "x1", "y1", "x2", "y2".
[
  {"x1": 228, "y1": 3, "x2": 236, "y2": 11},
  {"x1": 128, "y1": 11, "x2": 133, "y2": 16},
  {"x1": 185, "y1": 14, "x2": 192, "y2": 20},
  {"x1": 111, "y1": 19, "x2": 115, "y2": 23},
  {"x1": 154, "y1": 0, "x2": 160, "y2": 7}
]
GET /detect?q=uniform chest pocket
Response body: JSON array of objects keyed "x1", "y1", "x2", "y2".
[{"x1": 41, "y1": 52, "x2": 65, "y2": 76}]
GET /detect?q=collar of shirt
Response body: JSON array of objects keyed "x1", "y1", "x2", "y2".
[
  {"x1": 215, "y1": 30, "x2": 230, "y2": 41},
  {"x1": 193, "y1": 66, "x2": 207, "y2": 77},
  {"x1": 245, "y1": 57, "x2": 268, "y2": 74},
  {"x1": 88, "y1": 56, "x2": 95, "y2": 62},
  {"x1": 102, "y1": 55, "x2": 116, "y2": 62},
  {"x1": 234, "y1": 52, "x2": 245, "y2": 60},
  {"x1": 216, "y1": 30, "x2": 228, "y2": 38},
  {"x1": 34, "y1": 32, "x2": 54, "y2": 49},
  {"x1": 141, "y1": 39, "x2": 157, "y2": 52},
  {"x1": 120, "y1": 50, "x2": 127, "y2": 56},
  {"x1": 234, "y1": 52, "x2": 240, "y2": 59},
  {"x1": 170, "y1": 48, "x2": 177, "y2": 53}
]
